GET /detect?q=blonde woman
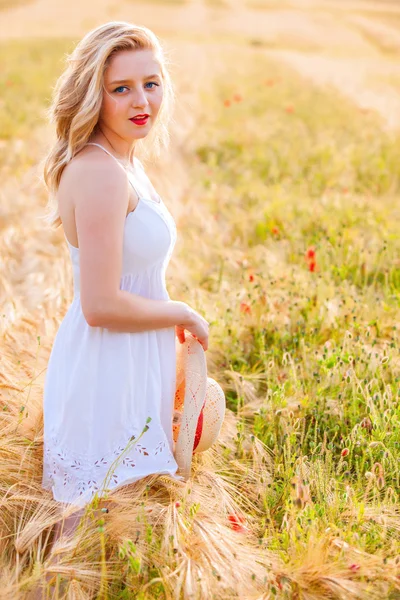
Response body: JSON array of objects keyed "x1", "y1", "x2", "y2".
[{"x1": 41, "y1": 21, "x2": 209, "y2": 544}]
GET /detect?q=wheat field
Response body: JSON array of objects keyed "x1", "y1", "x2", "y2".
[{"x1": 1, "y1": 0, "x2": 400, "y2": 598}]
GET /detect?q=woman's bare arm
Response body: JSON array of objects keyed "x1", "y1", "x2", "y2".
[
  {"x1": 93, "y1": 290, "x2": 193, "y2": 333},
  {"x1": 70, "y1": 156, "x2": 193, "y2": 332}
]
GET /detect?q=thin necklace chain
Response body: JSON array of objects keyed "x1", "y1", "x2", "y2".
[{"x1": 115, "y1": 154, "x2": 136, "y2": 171}]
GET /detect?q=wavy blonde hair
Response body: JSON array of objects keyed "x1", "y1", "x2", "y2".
[{"x1": 40, "y1": 21, "x2": 176, "y2": 229}]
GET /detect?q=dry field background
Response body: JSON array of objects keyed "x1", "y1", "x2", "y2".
[{"x1": 1, "y1": 0, "x2": 400, "y2": 598}]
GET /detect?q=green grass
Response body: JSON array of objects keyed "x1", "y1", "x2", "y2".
[{"x1": 183, "y1": 51, "x2": 400, "y2": 573}]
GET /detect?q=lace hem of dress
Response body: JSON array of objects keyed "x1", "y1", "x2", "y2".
[{"x1": 42, "y1": 428, "x2": 180, "y2": 503}]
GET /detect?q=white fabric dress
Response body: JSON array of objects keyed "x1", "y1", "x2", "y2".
[{"x1": 42, "y1": 142, "x2": 184, "y2": 508}]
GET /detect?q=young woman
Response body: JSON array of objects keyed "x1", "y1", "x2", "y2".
[{"x1": 41, "y1": 21, "x2": 209, "y2": 518}]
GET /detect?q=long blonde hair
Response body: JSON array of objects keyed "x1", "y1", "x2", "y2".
[{"x1": 40, "y1": 21, "x2": 176, "y2": 229}]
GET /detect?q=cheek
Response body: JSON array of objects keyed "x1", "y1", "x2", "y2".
[
  {"x1": 101, "y1": 95, "x2": 126, "y2": 118},
  {"x1": 153, "y1": 92, "x2": 164, "y2": 111}
]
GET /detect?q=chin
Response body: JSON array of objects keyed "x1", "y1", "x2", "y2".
[{"x1": 134, "y1": 129, "x2": 151, "y2": 137}]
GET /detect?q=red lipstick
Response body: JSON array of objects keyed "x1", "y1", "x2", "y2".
[{"x1": 130, "y1": 115, "x2": 149, "y2": 126}]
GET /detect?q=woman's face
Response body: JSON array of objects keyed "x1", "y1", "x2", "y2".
[{"x1": 99, "y1": 48, "x2": 163, "y2": 142}]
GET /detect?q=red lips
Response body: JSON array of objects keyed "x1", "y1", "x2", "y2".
[{"x1": 130, "y1": 115, "x2": 149, "y2": 126}]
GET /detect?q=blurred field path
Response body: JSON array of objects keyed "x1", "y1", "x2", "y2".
[
  {"x1": 0, "y1": 0, "x2": 399, "y2": 47},
  {"x1": 1, "y1": 0, "x2": 400, "y2": 130}
]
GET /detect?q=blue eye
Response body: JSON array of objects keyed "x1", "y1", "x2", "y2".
[{"x1": 113, "y1": 82, "x2": 159, "y2": 93}]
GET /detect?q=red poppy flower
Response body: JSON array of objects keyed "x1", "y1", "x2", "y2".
[
  {"x1": 240, "y1": 302, "x2": 251, "y2": 314},
  {"x1": 228, "y1": 513, "x2": 247, "y2": 532},
  {"x1": 224, "y1": 99, "x2": 231, "y2": 107},
  {"x1": 285, "y1": 105, "x2": 294, "y2": 113},
  {"x1": 233, "y1": 93, "x2": 243, "y2": 102},
  {"x1": 306, "y1": 247, "x2": 315, "y2": 260},
  {"x1": 341, "y1": 448, "x2": 349, "y2": 457},
  {"x1": 308, "y1": 260, "x2": 317, "y2": 272},
  {"x1": 249, "y1": 273, "x2": 254, "y2": 282},
  {"x1": 271, "y1": 226, "x2": 280, "y2": 235}
]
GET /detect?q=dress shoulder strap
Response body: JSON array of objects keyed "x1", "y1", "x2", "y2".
[{"x1": 84, "y1": 142, "x2": 141, "y2": 197}]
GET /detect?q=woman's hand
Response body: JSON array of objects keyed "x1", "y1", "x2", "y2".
[
  {"x1": 175, "y1": 307, "x2": 209, "y2": 351},
  {"x1": 175, "y1": 324, "x2": 186, "y2": 344}
]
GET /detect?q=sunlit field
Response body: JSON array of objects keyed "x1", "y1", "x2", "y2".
[{"x1": 1, "y1": 1, "x2": 400, "y2": 598}]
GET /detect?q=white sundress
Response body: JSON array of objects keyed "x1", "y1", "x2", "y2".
[{"x1": 42, "y1": 142, "x2": 184, "y2": 508}]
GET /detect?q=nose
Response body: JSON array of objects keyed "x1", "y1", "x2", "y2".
[{"x1": 131, "y1": 86, "x2": 150, "y2": 109}]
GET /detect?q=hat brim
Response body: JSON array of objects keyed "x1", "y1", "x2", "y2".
[
  {"x1": 193, "y1": 377, "x2": 226, "y2": 454},
  {"x1": 173, "y1": 334, "x2": 208, "y2": 480}
]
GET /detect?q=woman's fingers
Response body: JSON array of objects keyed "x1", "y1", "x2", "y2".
[{"x1": 175, "y1": 326, "x2": 186, "y2": 343}]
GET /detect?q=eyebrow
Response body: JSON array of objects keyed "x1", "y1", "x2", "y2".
[{"x1": 109, "y1": 74, "x2": 161, "y2": 85}]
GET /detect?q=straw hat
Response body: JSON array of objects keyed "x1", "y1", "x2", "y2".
[{"x1": 172, "y1": 333, "x2": 226, "y2": 480}]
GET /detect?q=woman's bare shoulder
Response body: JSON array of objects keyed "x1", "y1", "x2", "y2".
[
  {"x1": 58, "y1": 147, "x2": 129, "y2": 216},
  {"x1": 62, "y1": 147, "x2": 110, "y2": 183},
  {"x1": 60, "y1": 147, "x2": 127, "y2": 194}
]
